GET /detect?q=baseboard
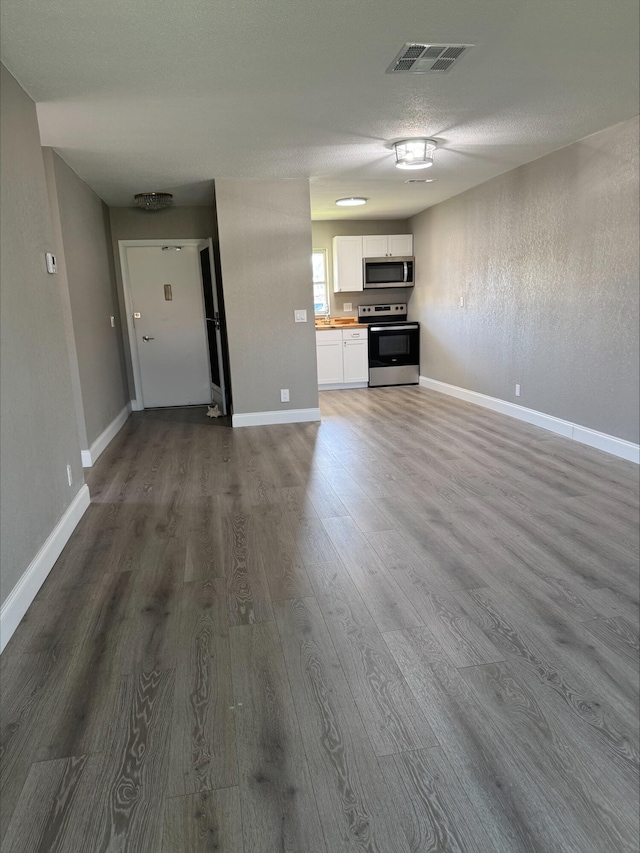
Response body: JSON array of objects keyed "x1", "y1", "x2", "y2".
[
  {"x1": 232, "y1": 407, "x2": 322, "y2": 428},
  {"x1": 0, "y1": 484, "x2": 91, "y2": 653},
  {"x1": 419, "y1": 376, "x2": 639, "y2": 464},
  {"x1": 81, "y1": 402, "x2": 132, "y2": 467},
  {"x1": 318, "y1": 382, "x2": 368, "y2": 391}
]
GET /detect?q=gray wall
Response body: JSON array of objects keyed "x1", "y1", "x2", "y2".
[
  {"x1": 0, "y1": 65, "x2": 84, "y2": 607},
  {"x1": 49, "y1": 152, "x2": 128, "y2": 446},
  {"x1": 215, "y1": 179, "x2": 319, "y2": 415},
  {"x1": 311, "y1": 219, "x2": 413, "y2": 317},
  {"x1": 42, "y1": 148, "x2": 88, "y2": 450},
  {"x1": 108, "y1": 206, "x2": 216, "y2": 398},
  {"x1": 410, "y1": 116, "x2": 640, "y2": 444}
]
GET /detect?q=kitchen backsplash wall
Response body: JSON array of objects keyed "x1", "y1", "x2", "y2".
[
  {"x1": 410, "y1": 114, "x2": 639, "y2": 445},
  {"x1": 311, "y1": 219, "x2": 412, "y2": 317}
]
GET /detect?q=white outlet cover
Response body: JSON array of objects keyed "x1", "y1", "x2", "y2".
[
  {"x1": 280, "y1": 389, "x2": 290, "y2": 402},
  {"x1": 294, "y1": 309, "x2": 307, "y2": 323},
  {"x1": 343, "y1": 302, "x2": 353, "y2": 311}
]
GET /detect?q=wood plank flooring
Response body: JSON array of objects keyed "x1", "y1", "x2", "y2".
[{"x1": 1, "y1": 386, "x2": 638, "y2": 851}]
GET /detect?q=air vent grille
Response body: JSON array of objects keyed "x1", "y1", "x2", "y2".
[
  {"x1": 402, "y1": 45, "x2": 426, "y2": 59},
  {"x1": 441, "y1": 46, "x2": 466, "y2": 60},
  {"x1": 430, "y1": 58, "x2": 456, "y2": 71},
  {"x1": 395, "y1": 59, "x2": 417, "y2": 71},
  {"x1": 386, "y1": 43, "x2": 474, "y2": 74}
]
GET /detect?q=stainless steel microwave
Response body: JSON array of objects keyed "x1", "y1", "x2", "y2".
[{"x1": 363, "y1": 256, "x2": 415, "y2": 288}]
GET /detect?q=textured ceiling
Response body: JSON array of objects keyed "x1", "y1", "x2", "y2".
[{"x1": 1, "y1": 0, "x2": 638, "y2": 218}]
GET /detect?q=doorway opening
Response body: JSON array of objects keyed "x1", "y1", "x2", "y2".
[{"x1": 119, "y1": 238, "x2": 231, "y2": 414}]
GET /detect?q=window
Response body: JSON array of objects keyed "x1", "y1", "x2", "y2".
[{"x1": 312, "y1": 249, "x2": 330, "y2": 316}]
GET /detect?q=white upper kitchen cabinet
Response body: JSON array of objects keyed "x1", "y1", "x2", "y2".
[
  {"x1": 332, "y1": 235, "x2": 363, "y2": 291},
  {"x1": 362, "y1": 234, "x2": 413, "y2": 258},
  {"x1": 361, "y1": 234, "x2": 388, "y2": 258}
]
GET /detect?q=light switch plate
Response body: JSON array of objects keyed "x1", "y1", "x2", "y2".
[
  {"x1": 294, "y1": 309, "x2": 307, "y2": 323},
  {"x1": 45, "y1": 253, "x2": 57, "y2": 274},
  {"x1": 343, "y1": 302, "x2": 353, "y2": 311}
]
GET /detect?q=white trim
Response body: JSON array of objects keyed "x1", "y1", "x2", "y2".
[
  {"x1": 318, "y1": 382, "x2": 368, "y2": 391},
  {"x1": 232, "y1": 408, "x2": 321, "y2": 428},
  {"x1": 0, "y1": 485, "x2": 91, "y2": 653},
  {"x1": 81, "y1": 402, "x2": 132, "y2": 467},
  {"x1": 419, "y1": 375, "x2": 639, "y2": 464},
  {"x1": 118, "y1": 238, "x2": 206, "y2": 411}
]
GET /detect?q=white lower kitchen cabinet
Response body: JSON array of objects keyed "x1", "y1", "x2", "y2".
[
  {"x1": 316, "y1": 332, "x2": 344, "y2": 384},
  {"x1": 343, "y1": 340, "x2": 368, "y2": 382},
  {"x1": 316, "y1": 327, "x2": 368, "y2": 389}
]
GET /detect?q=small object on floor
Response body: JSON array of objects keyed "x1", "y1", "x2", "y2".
[{"x1": 206, "y1": 405, "x2": 221, "y2": 418}]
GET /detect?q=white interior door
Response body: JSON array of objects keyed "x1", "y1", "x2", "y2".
[{"x1": 125, "y1": 245, "x2": 212, "y2": 408}]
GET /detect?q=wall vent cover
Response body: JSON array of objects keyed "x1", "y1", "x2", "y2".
[{"x1": 386, "y1": 43, "x2": 474, "y2": 74}]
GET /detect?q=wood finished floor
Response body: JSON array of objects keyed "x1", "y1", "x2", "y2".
[{"x1": 1, "y1": 386, "x2": 639, "y2": 852}]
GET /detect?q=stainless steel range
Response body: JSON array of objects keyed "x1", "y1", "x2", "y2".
[{"x1": 358, "y1": 303, "x2": 420, "y2": 387}]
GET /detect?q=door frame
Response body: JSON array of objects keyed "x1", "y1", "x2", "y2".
[
  {"x1": 118, "y1": 238, "x2": 208, "y2": 410},
  {"x1": 198, "y1": 238, "x2": 228, "y2": 415}
]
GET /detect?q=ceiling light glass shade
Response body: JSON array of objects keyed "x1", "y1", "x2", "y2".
[
  {"x1": 335, "y1": 197, "x2": 367, "y2": 206},
  {"x1": 393, "y1": 138, "x2": 437, "y2": 170},
  {"x1": 134, "y1": 192, "x2": 174, "y2": 210}
]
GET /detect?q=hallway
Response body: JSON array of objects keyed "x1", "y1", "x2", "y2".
[{"x1": 1, "y1": 387, "x2": 638, "y2": 851}]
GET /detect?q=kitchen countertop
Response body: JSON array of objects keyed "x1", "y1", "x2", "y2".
[{"x1": 315, "y1": 319, "x2": 361, "y2": 329}]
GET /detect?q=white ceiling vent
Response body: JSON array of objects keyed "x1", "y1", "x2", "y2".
[{"x1": 386, "y1": 43, "x2": 474, "y2": 74}]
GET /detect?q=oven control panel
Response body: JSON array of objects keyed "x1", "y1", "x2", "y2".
[{"x1": 358, "y1": 303, "x2": 407, "y2": 322}]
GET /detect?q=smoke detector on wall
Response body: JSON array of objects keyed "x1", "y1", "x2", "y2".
[{"x1": 386, "y1": 43, "x2": 474, "y2": 74}]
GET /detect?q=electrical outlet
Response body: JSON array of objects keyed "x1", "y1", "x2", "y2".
[
  {"x1": 343, "y1": 302, "x2": 353, "y2": 312},
  {"x1": 66, "y1": 464, "x2": 73, "y2": 486},
  {"x1": 294, "y1": 309, "x2": 307, "y2": 323},
  {"x1": 280, "y1": 389, "x2": 290, "y2": 402},
  {"x1": 515, "y1": 384, "x2": 521, "y2": 397}
]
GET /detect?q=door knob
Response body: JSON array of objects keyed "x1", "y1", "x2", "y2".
[{"x1": 142, "y1": 335, "x2": 155, "y2": 342}]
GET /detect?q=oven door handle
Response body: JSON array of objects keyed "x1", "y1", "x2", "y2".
[{"x1": 370, "y1": 324, "x2": 418, "y2": 332}]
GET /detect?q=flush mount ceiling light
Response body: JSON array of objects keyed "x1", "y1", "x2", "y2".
[
  {"x1": 134, "y1": 192, "x2": 173, "y2": 210},
  {"x1": 335, "y1": 197, "x2": 367, "y2": 207},
  {"x1": 393, "y1": 138, "x2": 437, "y2": 170}
]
